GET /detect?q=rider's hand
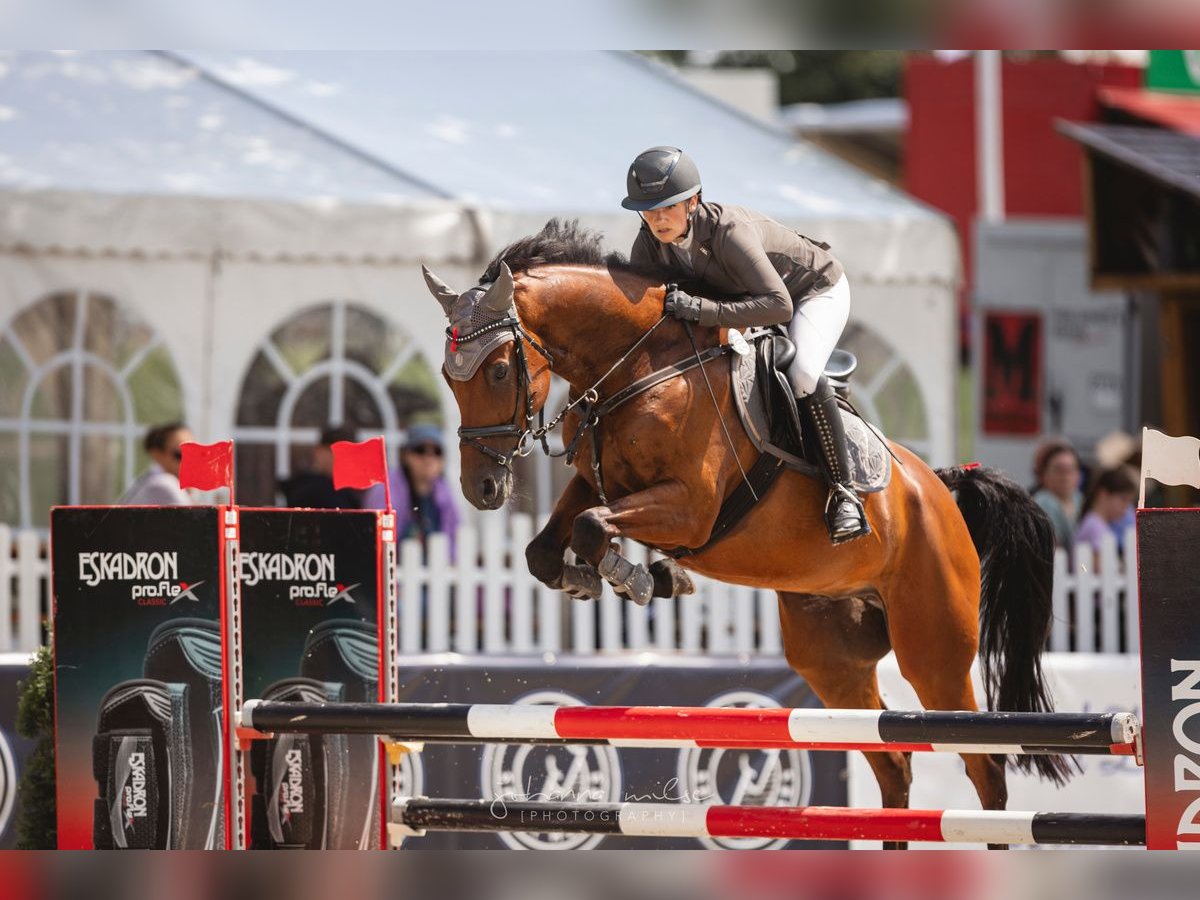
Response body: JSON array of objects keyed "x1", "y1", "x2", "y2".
[{"x1": 663, "y1": 286, "x2": 704, "y2": 323}]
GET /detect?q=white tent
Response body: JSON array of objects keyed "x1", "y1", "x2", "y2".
[{"x1": 0, "y1": 50, "x2": 959, "y2": 528}]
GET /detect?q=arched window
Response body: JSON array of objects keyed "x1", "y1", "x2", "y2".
[
  {"x1": 0, "y1": 291, "x2": 184, "y2": 528},
  {"x1": 233, "y1": 301, "x2": 442, "y2": 506},
  {"x1": 839, "y1": 322, "x2": 930, "y2": 458}
]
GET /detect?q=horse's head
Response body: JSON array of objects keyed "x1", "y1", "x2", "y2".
[{"x1": 423, "y1": 262, "x2": 552, "y2": 510}]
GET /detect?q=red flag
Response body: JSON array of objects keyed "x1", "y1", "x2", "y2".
[
  {"x1": 178, "y1": 440, "x2": 234, "y2": 494},
  {"x1": 332, "y1": 436, "x2": 391, "y2": 507}
]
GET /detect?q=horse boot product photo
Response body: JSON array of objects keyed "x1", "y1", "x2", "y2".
[
  {"x1": 142, "y1": 618, "x2": 225, "y2": 849},
  {"x1": 299, "y1": 619, "x2": 381, "y2": 849},
  {"x1": 249, "y1": 678, "x2": 348, "y2": 850},
  {"x1": 92, "y1": 680, "x2": 188, "y2": 849},
  {"x1": 802, "y1": 377, "x2": 871, "y2": 544}
]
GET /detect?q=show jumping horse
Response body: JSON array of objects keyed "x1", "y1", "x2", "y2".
[{"x1": 423, "y1": 221, "x2": 1067, "y2": 847}]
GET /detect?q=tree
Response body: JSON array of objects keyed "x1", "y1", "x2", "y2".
[{"x1": 643, "y1": 51, "x2": 905, "y2": 106}]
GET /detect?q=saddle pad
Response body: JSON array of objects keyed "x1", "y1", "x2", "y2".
[{"x1": 730, "y1": 336, "x2": 891, "y2": 493}]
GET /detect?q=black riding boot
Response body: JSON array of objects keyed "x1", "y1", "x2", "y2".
[{"x1": 802, "y1": 377, "x2": 871, "y2": 544}]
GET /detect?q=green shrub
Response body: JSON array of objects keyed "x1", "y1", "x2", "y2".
[{"x1": 15, "y1": 642, "x2": 55, "y2": 849}]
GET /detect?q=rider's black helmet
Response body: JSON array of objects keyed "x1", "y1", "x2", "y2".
[{"x1": 621, "y1": 146, "x2": 702, "y2": 211}]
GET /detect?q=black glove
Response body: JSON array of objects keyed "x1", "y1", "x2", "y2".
[{"x1": 663, "y1": 285, "x2": 704, "y2": 323}]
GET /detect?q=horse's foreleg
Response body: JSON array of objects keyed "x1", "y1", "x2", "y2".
[
  {"x1": 527, "y1": 474, "x2": 604, "y2": 600},
  {"x1": 570, "y1": 481, "x2": 707, "y2": 604}
]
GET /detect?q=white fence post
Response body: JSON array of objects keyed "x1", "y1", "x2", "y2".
[
  {"x1": 510, "y1": 515, "x2": 535, "y2": 653},
  {"x1": 453, "y1": 526, "x2": 478, "y2": 653},
  {"x1": 1072, "y1": 542, "x2": 1097, "y2": 654},
  {"x1": 399, "y1": 539, "x2": 423, "y2": 653},
  {"x1": 425, "y1": 533, "x2": 452, "y2": 653},
  {"x1": 1050, "y1": 548, "x2": 1070, "y2": 652},
  {"x1": 17, "y1": 531, "x2": 42, "y2": 651},
  {"x1": 1097, "y1": 532, "x2": 1122, "y2": 654},
  {"x1": 1123, "y1": 525, "x2": 1138, "y2": 654},
  {"x1": 481, "y1": 514, "x2": 506, "y2": 653}
]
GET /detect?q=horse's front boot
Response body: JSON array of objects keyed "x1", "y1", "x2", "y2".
[
  {"x1": 561, "y1": 563, "x2": 604, "y2": 601},
  {"x1": 598, "y1": 548, "x2": 653, "y2": 606}
]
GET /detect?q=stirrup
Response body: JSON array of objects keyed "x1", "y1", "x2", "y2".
[{"x1": 825, "y1": 483, "x2": 871, "y2": 545}]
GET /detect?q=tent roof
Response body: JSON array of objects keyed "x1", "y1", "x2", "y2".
[
  {"x1": 0, "y1": 51, "x2": 447, "y2": 203},
  {"x1": 180, "y1": 51, "x2": 934, "y2": 222},
  {"x1": 0, "y1": 51, "x2": 958, "y2": 282}
]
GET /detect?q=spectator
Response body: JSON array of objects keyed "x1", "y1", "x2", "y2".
[
  {"x1": 279, "y1": 426, "x2": 361, "y2": 509},
  {"x1": 118, "y1": 422, "x2": 195, "y2": 505},
  {"x1": 1031, "y1": 438, "x2": 1083, "y2": 550},
  {"x1": 1074, "y1": 465, "x2": 1139, "y2": 560},
  {"x1": 363, "y1": 424, "x2": 460, "y2": 559},
  {"x1": 1094, "y1": 429, "x2": 1140, "y2": 549}
]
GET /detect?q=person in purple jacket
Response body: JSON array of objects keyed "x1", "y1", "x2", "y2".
[
  {"x1": 1074, "y1": 465, "x2": 1138, "y2": 562},
  {"x1": 363, "y1": 424, "x2": 461, "y2": 560}
]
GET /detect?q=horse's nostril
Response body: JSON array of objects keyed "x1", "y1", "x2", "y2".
[{"x1": 481, "y1": 477, "x2": 497, "y2": 500}]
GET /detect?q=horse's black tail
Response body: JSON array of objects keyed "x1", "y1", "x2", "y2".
[{"x1": 936, "y1": 464, "x2": 1076, "y2": 784}]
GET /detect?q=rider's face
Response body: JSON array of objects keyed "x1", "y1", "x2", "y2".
[{"x1": 640, "y1": 197, "x2": 697, "y2": 244}]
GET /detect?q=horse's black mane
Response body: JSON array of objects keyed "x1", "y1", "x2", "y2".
[{"x1": 479, "y1": 217, "x2": 660, "y2": 283}]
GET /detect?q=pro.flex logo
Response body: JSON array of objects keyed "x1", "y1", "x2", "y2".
[
  {"x1": 77, "y1": 551, "x2": 203, "y2": 606},
  {"x1": 239, "y1": 552, "x2": 358, "y2": 607}
]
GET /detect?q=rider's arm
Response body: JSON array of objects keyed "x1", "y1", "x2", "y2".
[{"x1": 695, "y1": 222, "x2": 792, "y2": 328}]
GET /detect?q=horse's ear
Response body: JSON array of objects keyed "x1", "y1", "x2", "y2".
[
  {"x1": 422, "y1": 264, "x2": 460, "y2": 319},
  {"x1": 481, "y1": 261, "x2": 515, "y2": 313}
]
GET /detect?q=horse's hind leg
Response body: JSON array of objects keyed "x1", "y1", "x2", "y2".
[
  {"x1": 778, "y1": 593, "x2": 913, "y2": 849},
  {"x1": 880, "y1": 548, "x2": 1010, "y2": 844}
]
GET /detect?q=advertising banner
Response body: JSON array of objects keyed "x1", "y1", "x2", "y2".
[
  {"x1": 238, "y1": 508, "x2": 384, "y2": 850},
  {"x1": 52, "y1": 506, "x2": 227, "y2": 850},
  {"x1": 1137, "y1": 509, "x2": 1200, "y2": 850}
]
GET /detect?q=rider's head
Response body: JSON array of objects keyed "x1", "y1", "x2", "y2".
[{"x1": 622, "y1": 146, "x2": 701, "y2": 245}]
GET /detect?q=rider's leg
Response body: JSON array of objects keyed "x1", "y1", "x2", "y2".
[{"x1": 786, "y1": 274, "x2": 870, "y2": 544}]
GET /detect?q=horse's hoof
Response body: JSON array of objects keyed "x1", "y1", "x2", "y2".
[
  {"x1": 649, "y1": 558, "x2": 695, "y2": 598},
  {"x1": 561, "y1": 563, "x2": 603, "y2": 601}
]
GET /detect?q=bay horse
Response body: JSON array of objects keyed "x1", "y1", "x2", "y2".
[{"x1": 423, "y1": 221, "x2": 1067, "y2": 844}]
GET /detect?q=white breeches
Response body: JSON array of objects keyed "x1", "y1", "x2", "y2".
[{"x1": 786, "y1": 273, "x2": 851, "y2": 398}]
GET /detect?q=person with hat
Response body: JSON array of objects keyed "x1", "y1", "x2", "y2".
[
  {"x1": 279, "y1": 426, "x2": 363, "y2": 509},
  {"x1": 363, "y1": 423, "x2": 461, "y2": 559},
  {"x1": 621, "y1": 145, "x2": 868, "y2": 544}
]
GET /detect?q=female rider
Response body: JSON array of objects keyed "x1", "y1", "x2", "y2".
[{"x1": 622, "y1": 145, "x2": 869, "y2": 544}]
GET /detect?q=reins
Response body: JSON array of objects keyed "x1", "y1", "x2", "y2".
[{"x1": 452, "y1": 291, "x2": 760, "y2": 507}]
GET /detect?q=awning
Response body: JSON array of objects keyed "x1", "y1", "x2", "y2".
[
  {"x1": 1056, "y1": 120, "x2": 1200, "y2": 203},
  {"x1": 1098, "y1": 85, "x2": 1200, "y2": 137},
  {"x1": 1056, "y1": 120, "x2": 1200, "y2": 289}
]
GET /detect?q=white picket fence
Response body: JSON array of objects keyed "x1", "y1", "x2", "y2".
[{"x1": 1, "y1": 519, "x2": 1138, "y2": 656}]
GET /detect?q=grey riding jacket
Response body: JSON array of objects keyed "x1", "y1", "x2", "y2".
[{"x1": 630, "y1": 202, "x2": 844, "y2": 329}]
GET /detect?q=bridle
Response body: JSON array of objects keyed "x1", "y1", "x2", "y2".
[
  {"x1": 448, "y1": 307, "x2": 670, "y2": 477},
  {"x1": 447, "y1": 314, "x2": 556, "y2": 468}
]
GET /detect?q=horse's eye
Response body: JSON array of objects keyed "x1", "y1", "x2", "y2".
[{"x1": 492, "y1": 362, "x2": 509, "y2": 382}]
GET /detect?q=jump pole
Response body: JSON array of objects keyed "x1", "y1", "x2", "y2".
[
  {"x1": 388, "y1": 798, "x2": 1145, "y2": 847},
  {"x1": 238, "y1": 701, "x2": 1139, "y2": 757}
]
